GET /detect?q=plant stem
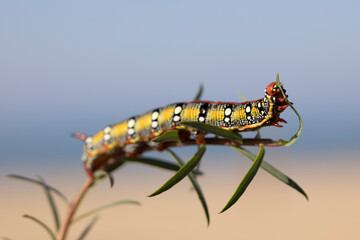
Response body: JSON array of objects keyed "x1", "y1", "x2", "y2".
[
  {"x1": 95, "y1": 137, "x2": 281, "y2": 172},
  {"x1": 137, "y1": 137, "x2": 278, "y2": 156},
  {"x1": 57, "y1": 176, "x2": 94, "y2": 240}
]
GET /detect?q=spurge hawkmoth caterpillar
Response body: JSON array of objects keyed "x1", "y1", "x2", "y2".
[{"x1": 74, "y1": 82, "x2": 289, "y2": 172}]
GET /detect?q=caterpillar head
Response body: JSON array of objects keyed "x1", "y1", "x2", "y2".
[
  {"x1": 265, "y1": 82, "x2": 289, "y2": 127},
  {"x1": 266, "y1": 82, "x2": 284, "y2": 96},
  {"x1": 265, "y1": 82, "x2": 288, "y2": 105}
]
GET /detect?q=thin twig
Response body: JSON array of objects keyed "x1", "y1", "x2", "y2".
[
  {"x1": 140, "y1": 137, "x2": 279, "y2": 155},
  {"x1": 96, "y1": 137, "x2": 279, "y2": 172},
  {"x1": 57, "y1": 176, "x2": 94, "y2": 240}
]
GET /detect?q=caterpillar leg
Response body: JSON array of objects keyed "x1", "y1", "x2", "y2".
[
  {"x1": 123, "y1": 143, "x2": 141, "y2": 157},
  {"x1": 195, "y1": 134, "x2": 205, "y2": 144},
  {"x1": 278, "y1": 105, "x2": 289, "y2": 112},
  {"x1": 272, "y1": 118, "x2": 287, "y2": 127},
  {"x1": 156, "y1": 142, "x2": 165, "y2": 151},
  {"x1": 178, "y1": 130, "x2": 191, "y2": 142},
  {"x1": 147, "y1": 140, "x2": 165, "y2": 152},
  {"x1": 190, "y1": 129, "x2": 206, "y2": 144}
]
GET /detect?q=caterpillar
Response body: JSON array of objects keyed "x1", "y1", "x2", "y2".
[{"x1": 75, "y1": 82, "x2": 289, "y2": 172}]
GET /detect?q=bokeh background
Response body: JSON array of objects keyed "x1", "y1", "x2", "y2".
[{"x1": 1, "y1": 1, "x2": 359, "y2": 239}]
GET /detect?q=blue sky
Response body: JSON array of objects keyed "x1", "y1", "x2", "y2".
[{"x1": 1, "y1": 1, "x2": 359, "y2": 167}]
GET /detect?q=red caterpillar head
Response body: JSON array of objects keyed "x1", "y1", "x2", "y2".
[
  {"x1": 266, "y1": 82, "x2": 288, "y2": 106},
  {"x1": 266, "y1": 82, "x2": 283, "y2": 96},
  {"x1": 265, "y1": 82, "x2": 289, "y2": 127}
]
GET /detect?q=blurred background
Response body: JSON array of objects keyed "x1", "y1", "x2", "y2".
[{"x1": 1, "y1": 1, "x2": 359, "y2": 239}]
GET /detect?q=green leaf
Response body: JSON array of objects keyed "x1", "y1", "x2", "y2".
[
  {"x1": 193, "y1": 84, "x2": 204, "y2": 101},
  {"x1": 254, "y1": 131, "x2": 261, "y2": 139},
  {"x1": 7, "y1": 174, "x2": 70, "y2": 206},
  {"x1": 181, "y1": 122, "x2": 243, "y2": 143},
  {"x1": 71, "y1": 200, "x2": 140, "y2": 224},
  {"x1": 148, "y1": 143, "x2": 206, "y2": 197},
  {"x1": 77, "y1": 216, "x2": 99, "y2": 240},
  {"x1": 165, "y1": 148, "x2": 210, "y2": 226},
  {"x1": 276, "y1": 73, "x2": 303, "y2": 146},
  {"x1": 237, "y1": 92, "x2": 248, "y2": 102},
  {"x1": 93, "y1": 170, "x2": 114, "y2": 188},
  {"x1": 220, "y1": 145, "x2": 265, "y2": 213},
  {"x1": 124, "y1": 157, "x2": 203, "y2": 175},
  {"x1": 23, "y1": 214, "x2": 56, "y2": 240},
  {"x1": 232, "y1": 146, "x2": 308, "y2": 200},
  {"x1": 152, "y1": 130, "x2": 181, "y2": 143},
  {"x1": 37, "y1": 176, "x2": 60, "y2": 232}
]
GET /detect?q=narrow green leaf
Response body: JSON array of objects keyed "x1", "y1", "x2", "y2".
[
  {"x1": 77, "y1": 216, "x2": 99, "y2": 240},
  {"x1": 232, "y1": 146, "x2": 308, "y2": 200},
  {"x1": 166, "y1": 148, "x2": 210, "y2": 226},
  {"x1": 23, "y1": 214, "x2": 56, "y2": 240},
  {"x1": 152, "y1": 130, "x2": 181, "y2": 142},
  {"x1": 274, "y1": 139, "x2": 288, "y2": 145},
  {"x1": 237, "y1": 92, "x2": 248, "y2": 102},
  {"x1": 7, "y1": 174, "x2": 70, "y2": 206},
  {"x1": 71, "y1": 200, "x2": 140, "y2": 224},
  {"x1": 37, "y1": 176, "x2": 60, "y2": 232},
  {"x1": 193, "y1": 84, "x2": 204, "y2": 101},
  {"x1": 181, "y1": 122, "x2": 243, "y2": 143},
  {"x1": 254, "y1": 131, "x2": 261, "y2": 139},
  {"x1": 124, "y1": 157, "x2": 203, "y2": 175},
  {"x1": 276, "y1": 73, "x2": 303, "y2": 146},
  {"x1": 93, "y1": 170, "x2": 114, "y2": 188},
  {"x1": 220, "y1": 145, "x2": 265, "y2": 213},
  {"x1": 149, "y1": 143, "x2": 206, "y2": 197}
]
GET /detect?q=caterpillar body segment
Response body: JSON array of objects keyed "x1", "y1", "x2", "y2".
[{"x1": 81, "y1": 82, "x2": 289, "y2": 171}]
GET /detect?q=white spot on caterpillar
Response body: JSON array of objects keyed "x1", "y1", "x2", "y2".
[
  {"x1": 198, "y1": 116, "x2": 205, "y2": 122},
  {"x1": 173, "y1": 115, "x2": 180, "y2": 122},
  {"x1": 224, "y1": 117, "x2": 230, "y2": 123},
  {"x1": 85, "y1": 137, "x2": 92, "y2": 144},
  {"x1": 152, "y1": 111, "x2": 159, "y2": 120},
  {"x1": 104, "y1": 134, "x2": 111, "y2": 141},
  {"x1": 127, "y1": 119, "x2": 135, "y2": 128},
  {"x1": 224, "y1": 108, "x2": 232, "y2": 116},
  {"x1": 258, "y1": 102, "x2": 261, "y2": 108},
  {"x1": 127, "y1": 128, "x2": 135, "y2": 135},
  {"x1": 174, "y1": 106, "x2": 182, "y2": 114},
  {"x1": 104, "y1": 126, "x2": 111, "y2": 134},
  {"x1": 151, "y1": 121, "x2": 158, "y2": 128},
  {"x1": 247, "y1": 116, "x2": 252, "y2": 120},
  {"x1": 246, "y1": 106, "x2": 251, "y2": 113}
]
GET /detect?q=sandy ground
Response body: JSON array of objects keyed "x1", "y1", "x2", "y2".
[{"x1": 1, "y1": 152, "x2": 360, "y2": 240}]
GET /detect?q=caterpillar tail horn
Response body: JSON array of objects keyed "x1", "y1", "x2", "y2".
[{"x1": 72, "y1": 132, "x2": 88, "y2": 141}]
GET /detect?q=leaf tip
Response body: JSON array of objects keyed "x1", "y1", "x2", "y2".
[
  {"x1": 303, "y1": 192, "x2": 309, "y2": 201},
  {"x1": 147, "y1": 192, "x2": 158, "y2": 197}
]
